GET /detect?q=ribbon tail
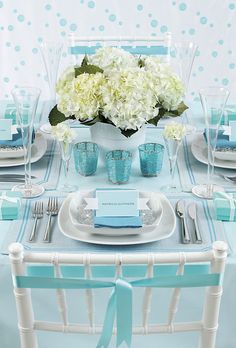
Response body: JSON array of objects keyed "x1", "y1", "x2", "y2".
[
  {"x1": 116, "y1": 279, "x2": 132, "y2": 348},
  {"x1": 96, "y1": 289, "x2": 116, "y2": 348}
]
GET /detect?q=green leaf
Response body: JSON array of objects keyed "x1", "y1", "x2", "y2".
[
  {"x1": 169, "y1": 102, "x2": 188, "y2": 116},
  {"x1": 120, "y1": 128, "x2": 139, "y2": 137},
  {"x1": 81, "y1": 55, "x2": 89, "y2": 66},
  {"x1": 74, "y1": 64, "x2": 103, "y2": 77},
  {"x1": 48, "y1": 105, "x2": 75, "y2": 126},
  {"x1": 138, "y1": 57, "x2": 145, "y2": 68}
]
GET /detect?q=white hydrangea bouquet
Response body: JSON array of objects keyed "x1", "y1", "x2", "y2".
[{"x1": 49, "y1": 47, "x2": 188, "y2": 137}]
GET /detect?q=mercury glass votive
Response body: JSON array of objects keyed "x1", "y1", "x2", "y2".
[
  {"x1": 106, "y1": 150, "x2": 132, "y2": 184},
  {"x1": 138, "y1": 143, "x2": 164, "y2": 177},
  {"x1": 73, "y1": 142, "x2": 99, "y2": 176}
]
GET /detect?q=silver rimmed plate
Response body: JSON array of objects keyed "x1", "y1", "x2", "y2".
[
  {"x1": 0, "y1": 133, "x2": 47, "y2": 167},
  {"x1": 191, "y1": 134, "x2": 236, "y2": 170},
  {"x1": 58, "y1": 191, "x2": 176, "y2": 245}
]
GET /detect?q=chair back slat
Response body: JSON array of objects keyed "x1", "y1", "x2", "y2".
[
  {"x1": 53, "y1": 260, "x2": 68, "y2": 327},
  {"x1": 142, "y1": 254, "x2": 154, "y2": 329},
  {"x1": 84, "y1": 254, "x2": 94, "y2": 328}
]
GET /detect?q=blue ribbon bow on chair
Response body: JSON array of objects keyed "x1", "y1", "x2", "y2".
[{"x1": 15, "y1": 268, "x2": 222, "y2": 348}]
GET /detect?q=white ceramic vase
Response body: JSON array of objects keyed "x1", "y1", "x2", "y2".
[{"x1": 90, "y1": 122, "x2": 146, "y2": 159}]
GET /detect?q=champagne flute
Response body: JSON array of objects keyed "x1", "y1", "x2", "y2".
[
  {"x1": 192, "y1": 87, "x2": 230, "y2": 199},
  {"x1": 11, "y1": 87, "x2": 45, "y2": 198}
]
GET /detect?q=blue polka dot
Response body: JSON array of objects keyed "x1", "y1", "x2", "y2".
[
  {"x1": 151, "y1": 19, "x2": 158, "y2": 28},
  {"x1": 198, "y1": 66, "x2": 204, "y2": 72},
  {"x1": 14, "y1": 67, "x2": 19, "y2": 71},
  {"x1": 61, "y1": 31, "x2": 66, "y2": 37},
  {"x1": 45, "y1": 23, "x2": 49, "y2": 27},
  {"x1": 160, "y1": 25, "x2": 168, "y2": 33},
  {"x1": 200, "y1": 17, "x2": 207, "y2": 24},
  {"x1": 27, "y1": 21, "x2": 31, "y2": 26},
  {"x1": 196, "y1": 50, "x2": 200, "y2": 56},
  {"x1": 181, "y1": 30, "x2": 186, "y2": 34},
  {"x1": 136, "y1": 24, "x2": 140, "y2": 28},
  {"x1": 227, "y1": 23, "x2": 231, "y2": 27},
  {"x1": 59, "y1": 18, "x2": 67, "y2": 26},
  {"x1": 37, "y1": 73, "x2": 41, "y2": 77},
  {"x1": 196, "y1": 11, "x2": 200, "y2": 16},
  {"x1": 6, "y1": 42, "x2": 11, "y2": 47},
  {"x1": 172, "y1": 1, "x2": 176, "y2": 5},
  {"x1": 137, "y1": 4, "x2": 143, "y2": 11},
  {"x1": 214, "y1": 78, "x2": 219, "y2": 82},
  {"x1": 105, "y1": 9, "x2": 109, "y2": 13},
  {"x1": 17, "y1": 14, "x2": 25, "y2": 22},
  {"x1": 229, "y1": 3, "x2": 235, "y2": 10},
  {"x1": 109, "y1": 14, "x2": 116, "y2": 22},
  {"x1": 62, "y1": 52, "x2": 67, "y2": 58},
  {"x1": 91, "y1": 27, "x2": 95, "y2": 31},
  {"x1": 8, "y1": 25, "x2": 14, "y2": 31},
  {"x1": 70, "y1": 23, "x2": 77, "y2": 31},
  {"x1": 32, "y1": 48, "x2": 38, "y2": 54},
  {"x1": 229, "y1": 63, "x2": 235, "y2": 69},
  {"x1": 189, "y1": 28, "x2": 195, "y2": 35},
  {"x1": 119, "y1": 21, "x2": 123, "y2": 26},
  {"x1": 3, "y1": 77, "x2": 9, "y2": 83},
  {"x1": 192, "y1": 72, "x2": 197, "y2": 77},
  {"x1": 210, "y1": 23, "x2": 214, "y2": 28},
  {"x1": 37, "y1": 37, "x2": 43, "y2": 43},
  {"x1": 151, "y1": 33, "x2": 157, "y2": 37},
  {"x1": 218, "y1": 39, "x2": 224, "y2": 45},
  {"x1": 45, "y1": 4, "x2": 51, "y2": 10},
  {"x1": 15, "y1": 45, "x2": 21, "y2": 52},
  {"x1": 212, "y1": 51, "x2": 218, "y2": 57},
  {"x1": 13, "y1": 9, "x2": 17, "y2": 13},
  {"x1": 20, "y1": 60, "x2": 25, "y2": 66},
  {"x1": 222, "y1": 78, "x2": 229, "y2": 86},
  {"x1": 88, "y1": 1, "x2": 95, "y2": 8},
  {"x1": 228, "y1": 50, "x2": 232, "y2": 54},
  {"x1": 57, "y1": 13, "x2": 60, "y2": 17},
  {"x1": 80, "y1": 0, "x2": 84, "y2": 3},
  {"x1": 0, "y1": 1, "x2": 3, "y2": 8},
  {"x1": 0, "y1": 26, "x2": 4, "y2": 30},
  {"x1": 99, "y1": 25, "x2": 104, "y2": 31},
  {"x1": 179, "y1": 3, "x2": 187, "y2": 11},
  {"x1": 148, "y1": 13, "x2": 152, "y2": 17}
]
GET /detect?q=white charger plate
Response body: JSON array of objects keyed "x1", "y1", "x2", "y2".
[
  {"x1": 69, "y1": 190, "x2": 163, "y2": 236},
  {"x1": 191, "y1": 134, "x2": 236, "y2": 169},
  {"x1": 58, "y1": 191, "x2": 176, "y2": 245},
  {"x1": 0, "y1": 133, "x2": 47, "y2": 167}
]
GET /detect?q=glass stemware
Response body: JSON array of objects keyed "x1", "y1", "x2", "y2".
[
  {"x1": 58, "y1": 140, "x2": 77, "y2": 192},
  {"x1": 11, "y1": 87, "x2": 45, "y2": 198},
  {"x1": 39, "y1": 41, "x2": 63, "y2": 132},
  {"x1": 173, "y1": 41, "x2": 198, "y2": 132},
  {"x1": 192, "y1": 87, "x2": 230, "y2": 199},
  {"x1": 162, "y1": 137, "x2": 182, "y2": 192}
]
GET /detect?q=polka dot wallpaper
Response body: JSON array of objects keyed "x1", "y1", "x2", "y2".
[{"x1": 0, "y1": 0, "x2": 236, "y2": 101}]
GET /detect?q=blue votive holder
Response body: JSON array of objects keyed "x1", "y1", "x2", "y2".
[
  {"x1": 106, "y1": 150, "x2": 132, "y2": 184},
  {"x1": 73, "y1": 142, "x2": 99, "y2": 176},
  {"x1": 138, "y1": 143, "x2": 164, "y2": 177}
]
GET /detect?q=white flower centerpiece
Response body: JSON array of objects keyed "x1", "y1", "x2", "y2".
[{"x1": 49, "y1": 47, "x2": 187, "y2": 153}]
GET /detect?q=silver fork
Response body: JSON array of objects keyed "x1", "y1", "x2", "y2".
[
  {"x1": 29, "y1": 201, "x2": 44, "y2": 242},
  {"x1": 43, "y1": 197, "x2": 59, "y2": 243}
]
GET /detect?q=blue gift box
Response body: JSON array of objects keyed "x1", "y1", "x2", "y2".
[
  {"x1": 211, "y1": 105, "x2": 236, "y2": 125},
  {"x1": 0, "y1": 191, "x2": 22, "y2": 220},
  {"x1": 213, "y1": 192, "x2": 236, "y2": 221}
]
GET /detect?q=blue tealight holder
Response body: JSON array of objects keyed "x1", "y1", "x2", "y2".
[
  {"x1": 73, "y1": 142, "x2": 99, "y2": 176},
  {"x1": 106, "y1": 150, "x2": 132, "y2": 184},
  {"x1": 138, "y1": 143, "x2": 164, "y2": 177}
]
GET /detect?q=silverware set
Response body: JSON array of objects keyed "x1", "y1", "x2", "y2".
[
  {"x1": 176, "y1": 200, "x2": 203, "y2": 244},
  {"x1": 29, "y1": 197, "x2": 59, "y2": 243}
]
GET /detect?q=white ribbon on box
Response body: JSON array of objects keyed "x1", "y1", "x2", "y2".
[
  {"x1": 215, "y1": 192, "x2": 236, "y2": 221},
  {"x1": 0, "y1": 192, "x2": 18, "y2": 219}
]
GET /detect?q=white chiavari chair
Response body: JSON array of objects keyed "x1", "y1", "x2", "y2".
[{"x1": 9, "y1": 241, "x2": 227, "y2": 348}]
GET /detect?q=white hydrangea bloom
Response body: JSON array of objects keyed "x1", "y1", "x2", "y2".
[
  {"x1": 89, "y1": 47, "x2": 138, "y2": 73},
  {"x1": 163, "y1": 122, "x2": 186, "y2": 141},
  {"x1": 56, "y1": 72, "x2": 106, "y2": 121},
  {"x1": 51, "y1": 123, "x2": 76, "y2": 143},
  {"x1": 100, "y1": 68, "x2": 159, "y2": 130}
]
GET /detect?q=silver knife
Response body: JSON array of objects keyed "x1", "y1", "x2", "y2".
[
  {"x1": 188, "y1": 202, "x2": 203, "y2": 244},
  {"x1": 176, "y1": 200, "x2": 191, "y2": 244}
]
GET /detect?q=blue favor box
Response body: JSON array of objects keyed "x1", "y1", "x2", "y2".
[
  {"x1": 0, "y1": 191, "x2": 22, "y2": 220},
  {"x1": 211, "y1": 105, "x2": 236, "y2": 125},
  {"x1": 213, "y1": 192, "x2": 236, "y2": 221}
]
